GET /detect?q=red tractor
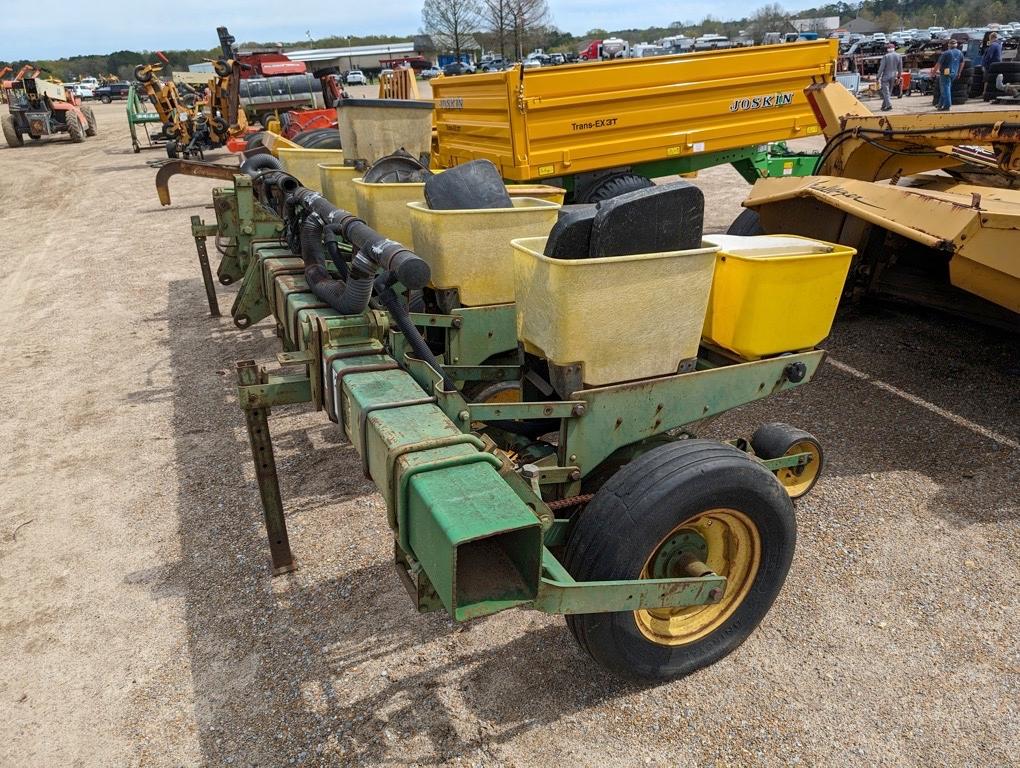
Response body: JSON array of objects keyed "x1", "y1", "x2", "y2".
[{"x1": 2, "y1": 76, "x2": 96, "y2": 147}]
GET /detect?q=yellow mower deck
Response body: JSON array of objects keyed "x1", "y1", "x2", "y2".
[{"x1": 741, "y1": 81, "x2": 1020, "y2": 327}]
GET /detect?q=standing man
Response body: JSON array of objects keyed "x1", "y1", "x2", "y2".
[
  {"x1": 936, "y1": 39, "x2": 964, "y2": 111},
  {"x1": 877, "y1": 42, "x2": 903, "y2": 112},
  {"x1": 982, "y1": 31, "x2": 1003, "y2": 100}
]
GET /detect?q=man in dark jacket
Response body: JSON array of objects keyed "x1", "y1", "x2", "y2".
[{"x1": 982, "y1": 32, "x2": 1003, "y2": 99}]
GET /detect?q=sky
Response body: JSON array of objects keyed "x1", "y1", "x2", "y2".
[{"x1": 3, "y1": 0, "x2": 824, "y2": 60}]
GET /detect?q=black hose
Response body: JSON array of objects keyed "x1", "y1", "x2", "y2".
[
  {"x1": 240, "y1": 153, "x2": 282, "y2": 175},
  {"x1": 324, "y1": 225, "x2": 349, "y2": 280},
  {"x1": 299, "y1": 214, "x2": 375, "y2": 315},
  {"x1": 376, "y1": 285, "x2": 456, "y2": 392},
  {"x1": 288, "y1": 187, "x2": 430, "y2": 290}
]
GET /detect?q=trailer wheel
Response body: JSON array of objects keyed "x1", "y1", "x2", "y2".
[
  {"x1": 726, "y1": 208, "x2": 765, "y2": 235},
  {"x1": 580, "y1": 173, "x2": 653, "y2": 204},
  {"x1": 134, "y1": 64, "x2": 153, "y2": 83},
  {"x1": 82, "y1": 106, "x2": 97, "y2": 137},
  {"x1": 2, "y1": 114, "x2": 24, "y2": 147},
  {"x1": 67, "y1": 114, "x2": 85, "y2": 143},
  {"x1": 562, "y1": 439, "x2": 796, "y2": 681},
  {"x1": 751, "y1": 423, "x2": 824, "y2": 499}
]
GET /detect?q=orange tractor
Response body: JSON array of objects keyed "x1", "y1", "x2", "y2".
[{"x1": 2, "y1": 75, "x2": 95, "y2": 147}]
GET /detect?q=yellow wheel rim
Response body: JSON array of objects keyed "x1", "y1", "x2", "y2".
[
  {"x1": 776, "y1": 441, "x2": 821, "y2": 499},
  {"x1": 478, "y1": 382, "x2": 521, "y2": 404},
  {"x1": 470, "y1": 382, "x2": 521, "y2": 429},
  {"x1": 635, "y1": 508, "x2": 761, "y2": 647}
]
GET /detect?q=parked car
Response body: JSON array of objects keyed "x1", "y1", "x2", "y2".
[
  {"x1": 442, "y1": 61, "x2": 475, "y2": 76},
  {"x1": 421, "y1": 66, "x2": 442, "y2": 79},
  {"x1": 93, "y1": 82, "x2": 131, "y2": 103},
  {"x1": 345, "y1": 70, "x2": 367, "y2": 85},
  {"x1": 62, "y1": 83, "x2": 93, "y2": 99},
  {"x1": 480, "y1": 58, "x2": 509, "y2": 72}
]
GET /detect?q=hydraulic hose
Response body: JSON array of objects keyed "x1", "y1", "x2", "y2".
[
  {"x1": 278, "y1": 184, "x2": 450, "y2": 387},
  {"x1": 376, "y1": 284, "x2": 455, "y2": 392},
  {"x1": 240, "y1": 153, "x2": 282, "y2": 175},
  {"x1": 288, "y1": 187, "x2": 430, "y2": 290},
  {"x1": 299, "y1": 214, "x2": 375, "y2": 316},
  {"x1": 324, "y1": 224, "x2": 349, "y2": 281}
]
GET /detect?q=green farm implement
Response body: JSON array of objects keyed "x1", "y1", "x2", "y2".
[{"x1": 175, "y1": 154, "x2": 843, "y2": 681}]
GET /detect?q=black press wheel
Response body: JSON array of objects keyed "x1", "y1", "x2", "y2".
[
  {"x1": 165, "y1": 141, "x2": 179, "y2": 159},
  {"x1": 213, "y1": 59, "x2": 232, "y2": 77},
  {"x1": 751, "y1": 422, "x2": 824, "y2": 500},
  {"x1": 562, "y1": 439, "x2": 796, "y2": 681},
  {"x1": 726, "y1": 207, "x2": 765, "y2": 235},
  {"x1": 580, "y1": 173, "x2": 654, "y2": 204},
  {"x1": 134, "y1": 64, "x2": 153, "y2": 83}
]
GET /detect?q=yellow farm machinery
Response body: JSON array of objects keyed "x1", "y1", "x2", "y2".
[
  {"x1": 732, "y1": 80, "x2": 1020, "y2": 329},
  {"x1": 430, "y1": 40, "x2": 840, "y2": 201},
  {"x1": 132, "y1": 30, "x2": 248, "y2": 158}
]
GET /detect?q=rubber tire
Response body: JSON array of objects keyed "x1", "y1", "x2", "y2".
[
  {"x1": 82, "y1": 106, "x2": 97, "y2": 137},
  {"x1": 67, "y1": 114, "x2": 85, "y2": 143},
  {"x1": 581, "y1": 173, "x2": 654, "y2": 204},
  {"x1": 951, "y1": 93, "x2": 968, "y2": 106},
  {"x1": 989, "y1": 62, "x2": 1020, "y2": 86},
  {"x1": 134, "y1": 64, "x2": 153, "y2": 83},
  {"x1": 562, "y1": 439, "x2": 796, "y2": 681},
  {"x1": 2, "y1": 114, "x2": 23, "y2": 147},
  {"x1": 291, "y1": 129, "x2": 325, "y2": 146},
  {"x1": 166, "y1": 142, "x2": 179, "y2": 159},
  {"x1": 213, "y1": 59, "x2": 231, "y2": 77},
  {"x1": 292, "y1": 128, "x2": 342, "y2": 149},
  {"x1": 302, "y1": 132, "x2": 342, "y2": 149},
  {"x1": 726, "y1": 207, "x2": 765, "y2": 236},
  {"x1": 990, "y1": 61, "x2": 1020, "y2": 76},
  {"x1": 751, "y1": 423, "x2": 824, "y2": 499},
  {"x1": 29, "y1": 134, "x2": 41, "y2": 141},
  {"x1": 245, "y1": 131, "x2": 267, "y2": 150},
  {"x1": 101, "y1": 95, "x2": 112, "y2": 104}
]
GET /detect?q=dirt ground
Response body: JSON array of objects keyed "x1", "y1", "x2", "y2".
[{"x1": 1, "y1": 95, "x2": 1018, "y2": 768}]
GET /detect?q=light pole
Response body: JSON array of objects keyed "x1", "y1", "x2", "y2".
[{"x1": 347, "y1": 35, "x2": 353, "y2": 70}]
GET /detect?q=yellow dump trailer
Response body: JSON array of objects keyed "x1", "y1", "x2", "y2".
[{"x1": 431, "y1": 41, "x2": 837, "y2": 202}]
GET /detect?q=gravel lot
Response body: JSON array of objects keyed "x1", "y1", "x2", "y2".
[{"x1": 1, "y1": 94, "x2": 1017, "y2": 768}]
